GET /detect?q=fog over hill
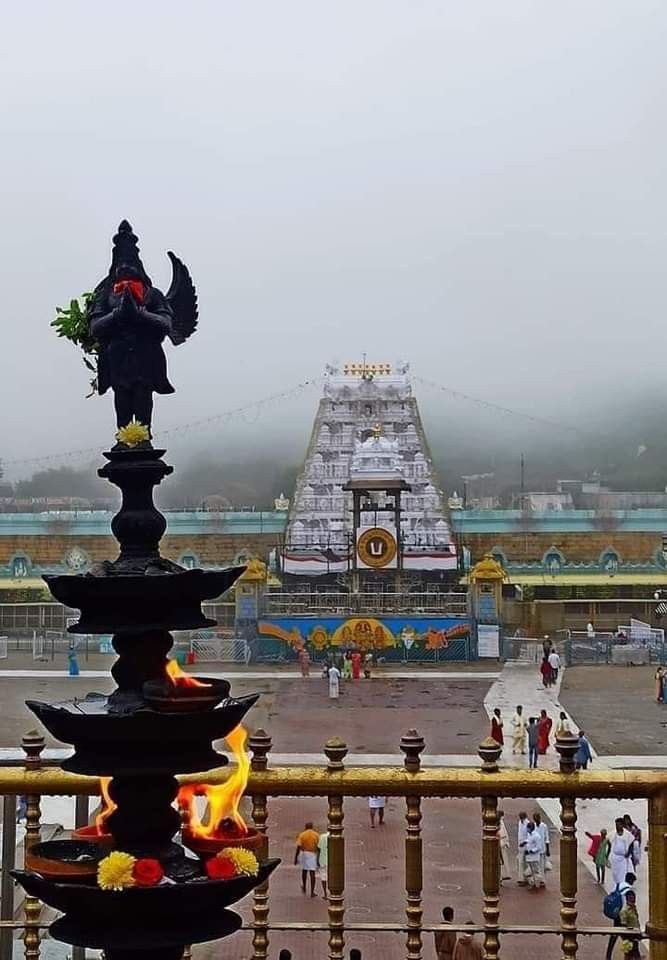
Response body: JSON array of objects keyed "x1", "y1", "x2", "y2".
[{"x1": 6, "y1": 386, "x2": 667, "y2": 509}]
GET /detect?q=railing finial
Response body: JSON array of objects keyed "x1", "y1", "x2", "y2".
[
  {"x1": 478, "y1": 736, "x2": 502, "y2": 773},
  {"x1": 249, "y1": 728, "x2": 272, "y2": 771},
  {"x1": 324, "y1": 737, "x2": 348, "y2": 771},
  {"x1": 555, "y1": 733, "x2": 579, "y2": 774},
  {"x1": 400, "y1": 729, "x2": 425, "y2": 772},
  {"x1": 22, "y1": 730, "x2": 45, "y2": 770}
]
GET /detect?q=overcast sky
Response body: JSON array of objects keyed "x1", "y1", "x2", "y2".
[{"x1": 1, "y1": 1, "x2": 665, "y2": 477}]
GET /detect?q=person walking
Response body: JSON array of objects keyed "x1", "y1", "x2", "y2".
[
  {"x1": 537, "y1": 709, "x2": 552, "y2": 754},
  {"x1": 328, "y1": 663, "x2": 341, "y2": 699},
  {"x1": 342, "y1": 651, "x2": 353, "y2": 681},
  {"x1": 585, "y1": 828, "x2": 611, "y2": 884},
  {"x1": 524, "y1": 821, "x2": 545, "y2": 890},
  {"x1": 527, "y1": 717, "x2": 539, "y2": 769},
  {"x1": 351, "y1": 649, "x2": 362, "y2": 680},
  {"x1": 294, "y1": 821, "x2": 320, "y2": 897},
  {"x1": 298, "y1": 647, "x2": 311, "y2": 678},
  {"x1": 434, "y1": 906, "x2": 457, "y2": 960},
  {"x1": 517, "y1": 811, "x2": 529, "y2": 884},
  {"x1": 317, "y1": 829, "x2": 329, "y2": 898},
  {"x1": 605, "y1": 872, "x2": 637, "y2": 960},
  {"x1": 610, "y1": 819, "x2": 633, "y2": 885},
  {"x1": 555, "y1": 711, "x2": 571, "y2": 739},
  {"x1": 574, "y1": 730, "x2": 593, "y2": 770},
  {"x1": 548, "y1": 647, "x2": 561, "y2": 684},
  {"x1": 655, "y1": 666, "x2": 665, "y2": 703},
  {"x1": 490, "y1": 708, "x2": 504, "y2": 746},
  {"x1": 623, "y1": 814, "x2": 642, "y2": 870},
  {"x1": 452, "y1": 922, "x2": 483, "y2": 960},
  {"x1": 368, "y1": 796, "x2": 386, "y2": 828},
  {"x1": 498, "y1": 810, "x2": 511, "y2": 881},
  {"x1": 619, "y1": 890, "x2": 641, "y2": 959},
  {"x1": 540, "y1": 656, "x2": 552, "y2": 688},
  {"x1": 533, "y1": 811, "x2": 550, "y2": 874},
  {"x1": 67, "y1": 643, "x2": 80, "y2": 677},
  {"x1": 511, "y1": 705, "x2": 527, "y2": 754}
]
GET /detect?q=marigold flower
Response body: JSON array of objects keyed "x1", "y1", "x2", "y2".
[
  {"x1": 115, "y1": 419, "x2": 150, "y2": 447},
  {"x1": 218, "y1": 846, "x2": 259, "y2": 877},
  {"x1": 97, "y1": 851, "x2": 137, "y2": 891}
]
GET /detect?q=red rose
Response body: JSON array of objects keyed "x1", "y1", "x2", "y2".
[
  {"x1": 132, "y1": 858, "x2": 164, "y2": 887},
  {"x1": 205, "y1": 856, "x2": 237, "y2": 880}
]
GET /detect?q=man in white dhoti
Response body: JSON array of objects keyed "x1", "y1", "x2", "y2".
[
  {"x1": 610, "y1": 818, "x2": 633, "y2": 885},
  {"x1": 512, "y1": 705, "x2": 527, "y2": 754},
  {"x1": 533, "y1": 811, "x2": 551, "y2": 874},
  {"x1": 328, "y1": 664, "x2": 341, "y2": 699},
  {"x1": 525, "y1": 821, "x2": 545, "y2": 888}
]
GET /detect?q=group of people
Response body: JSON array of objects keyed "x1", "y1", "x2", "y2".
[
  {"x1": 586, "y1": 814, "x2": 642, "y2": 886},
  {"x1": 434, "y1": 908, "x2": 483, "y2": 960},
  {"x1": 293, "y1": 801, "x2": 387, "y2": 898},
  {"x1": 293, "y1": 821, "x2": 329, "y2": 897},
  {"x1": 539, "y1": 644, "x2": 561, "y2": 687},
  {"x1": 590, "y1": 825, "x2": 643, "y2": 960},
  {"x1": 322, "y1": 650, "x2": 374, "y2": 698},
  {"x1": 508, "y1": 809, "x2": 551, "y2": 890},
  {"x1": 490, "y1": 705, "x2": 592, "y2": 770}
]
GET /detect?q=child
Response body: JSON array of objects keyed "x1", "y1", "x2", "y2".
[{"x1": 619, "y1": 889, "x2": 640, "y2": 958}]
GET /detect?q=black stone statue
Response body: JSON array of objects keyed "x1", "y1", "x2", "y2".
[{"x1": 89, "y1": 220, "x2": 198, "y2": 434}]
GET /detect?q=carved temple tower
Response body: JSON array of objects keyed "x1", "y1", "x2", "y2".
[{"x1": 281, "y1": 362, "x2": 457, "y2": 586}]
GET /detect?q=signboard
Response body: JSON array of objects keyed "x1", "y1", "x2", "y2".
[
  {"x1": 477, "y1": 591, "x2": 497, "y2": 623},
  {"x1": 477, "y1": 624, "x2": 500, "y2": 658}
]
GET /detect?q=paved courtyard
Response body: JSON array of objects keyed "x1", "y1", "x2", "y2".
[{"x1": 0, "y1": 660, "x2": 654, "y2": 959}]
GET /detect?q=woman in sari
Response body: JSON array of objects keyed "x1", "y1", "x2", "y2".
[
  {"x1": 537, "y1": 709, "x2": 552, "y2": 754},
  {"x1": 655, "y1": 667, "x2": 664, "y2": 703},
  {"x1": 490, "y1": 708, "x2": 504, "y2": 746}
]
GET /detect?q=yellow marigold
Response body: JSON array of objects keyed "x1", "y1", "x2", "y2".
[
  {"x1": 218, "y1": 846, "x2": 259, "y2": 877},
  {"x1": 97, "y1": 851, "x2": 137, "y2": 891},
  {"x1": 115, "y1": 419, "x2": 150, "y2": 448}
]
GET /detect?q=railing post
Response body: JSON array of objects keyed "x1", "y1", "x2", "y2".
[
  {"x1": 556, "y1": 733, "x2": 579, "y2": 960},
  {"x1": 325, "y1": 737, "x2": 347, "y2": 960},
  {"x1": 0, "y1": 794, "x2": 17, "y2": 960},
  {"x1": 647, "y1": 789, "x2": 667, "y2": 960},
  {"x1": 249, "y1": 728, "x2": 272, "y2": 960},
  {"x1": 22, "y1": 730, "x2": 44, "y2": 960},
  {"x1": 400, "y1": 729, "x2": 424, "y2": 960},
  {"x1": 479, "y1": 737, "x2": 502, "y2": 960}
]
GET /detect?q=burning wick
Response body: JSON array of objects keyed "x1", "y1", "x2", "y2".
[
  {"x1": 178, "y1": 725, "x2": 250, "y2": 838},
  {"x1": 166, "y1": 659, "x2": 212, "y2": 690},
  {"x1": 95, "y1": 776, "x2": 117, "y2": 835}
]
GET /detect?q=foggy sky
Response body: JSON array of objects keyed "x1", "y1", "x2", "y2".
[{"x1": 1, "y1": 1, "x2": 665, "y2": 479}]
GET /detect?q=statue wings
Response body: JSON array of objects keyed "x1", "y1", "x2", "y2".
[{"x1": 166, "y1": 251, "x2": 198, "y2": 346}]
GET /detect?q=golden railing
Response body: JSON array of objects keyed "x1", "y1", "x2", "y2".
[{"x1": 0, "y1": 730, "x2": 664, "y2": 960}]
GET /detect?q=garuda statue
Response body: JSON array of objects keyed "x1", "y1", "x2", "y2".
[{"x1": 89, "y1": 220, "x2": 198, "y2": 436}]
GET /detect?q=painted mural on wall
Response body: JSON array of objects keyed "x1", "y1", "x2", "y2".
[{"x1": 258, "y1": 616, "x2": 470, "y2": 653}]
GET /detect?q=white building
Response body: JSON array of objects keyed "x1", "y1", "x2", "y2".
[{"x1": 282, "y1": 362, "x2": 457, "y2": 578}]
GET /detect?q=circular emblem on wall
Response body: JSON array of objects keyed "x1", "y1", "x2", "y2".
[
  {"x1": 357, "y1": 527, "x2": 397, "y2": 569},
  {"x1": 65, "y1": 547, "x2": 88, "y2": 571}
]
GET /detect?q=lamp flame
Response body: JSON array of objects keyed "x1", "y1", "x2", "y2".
[
  {"x1": 166, "y1": 659, "x2": 211, "y2": 689},
  {"x1": 178, "y1": 725, "x2": 250, "y2": 837},
  {"x1": 95, "y1": 776, "x2": 116, "y2": 834}
]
